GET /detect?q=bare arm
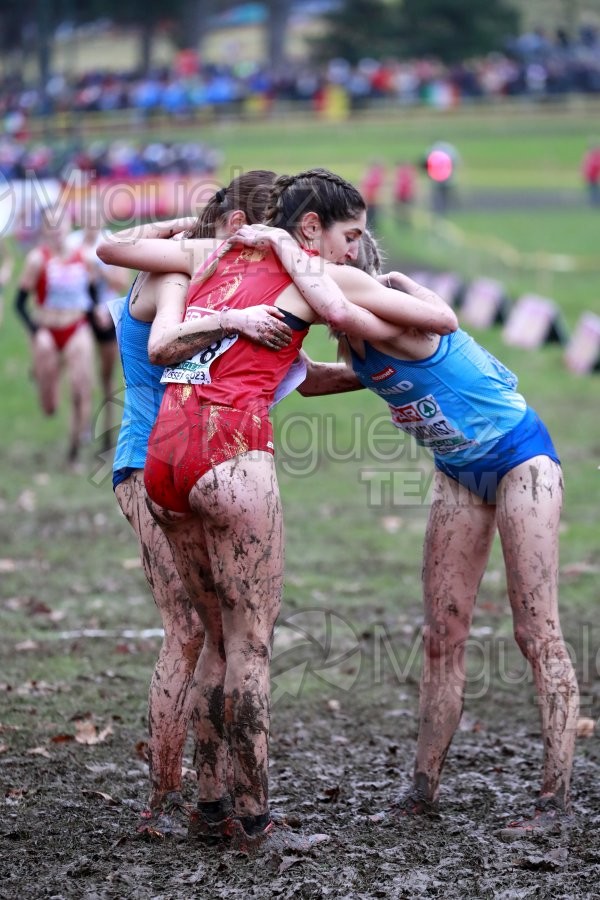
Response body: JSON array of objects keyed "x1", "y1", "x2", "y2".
[
  {"x1": 327, "y1": 265, "x2": 458, "y2": 335},
  {"x1": 230, "y1": 225, "x2": 407, "y2": 343},
  {"x1": 296, "y1": 349, "x2": 363, "y2": 396},
  {"x1": 147, "y1": 273, "x2": 294, "y2": 367},
  {"x1": 96, "y1": 217, "x2": 204, "y2": 275}
]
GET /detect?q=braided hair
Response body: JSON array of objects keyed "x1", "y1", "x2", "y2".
[
  {"x1": 264, "y1": 168, "x2": 366, "y2": 234},
  {"x1": 188, "y1": 170, "x2": 277, "y2": 238}
]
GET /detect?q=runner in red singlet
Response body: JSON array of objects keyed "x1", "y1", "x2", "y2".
[
  {"x1": 14, "y1": 208, "x2": 100, "y2": 464},
  {"x1": 98, "y1": 168, "x2": 457, "y2": 853}
]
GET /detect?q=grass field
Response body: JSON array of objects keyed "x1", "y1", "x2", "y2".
[
  {"x1": 2, "y1": 103, "x2": 600, "y2": 676},
  {"x1": 2, "y1": 106, "x2": 600, "y2": 895}
]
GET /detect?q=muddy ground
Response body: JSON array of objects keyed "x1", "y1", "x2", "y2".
[{"x1": 2, "y1": 650, "x2": 600, "y2": 900}]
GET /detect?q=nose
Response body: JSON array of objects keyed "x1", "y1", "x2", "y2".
[{"x1": 345, "y1": 243, "x2": 359, "y2": 262}]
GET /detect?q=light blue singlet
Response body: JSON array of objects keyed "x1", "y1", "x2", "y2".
[
  {"x1": 350, "y1": 328, "x2": 527, "y2": 467},
  {"x1": 112, "y1": 291, "x2": 166, "y2": 485}
]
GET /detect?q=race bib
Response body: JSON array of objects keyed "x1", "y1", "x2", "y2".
[
  {"x1": 160, "y1": 334, "x2": 238, "y2": 385},
  {"x1": 388, "y1": 394, "x2": 475, "y2": 455}
]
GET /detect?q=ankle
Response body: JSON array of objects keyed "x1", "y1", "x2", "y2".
[
  {"x1": 197, "y1": 797, "x2": 233, "y2": 822},
  {"x1": 239, "y1": 811, "x2": 271, "y2": 835}
]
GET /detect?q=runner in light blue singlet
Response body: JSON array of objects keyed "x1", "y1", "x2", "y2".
[{"x1": 112, "y1": 288, "x2": 166, "y2": 488}]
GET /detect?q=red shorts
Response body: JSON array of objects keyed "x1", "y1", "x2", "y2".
[
  {"x1": 144, "y1": 403, "x2": 274, "y2": 514},
  {"x1": 47, "y1": 318, "x2": 87, "y2": 351}
]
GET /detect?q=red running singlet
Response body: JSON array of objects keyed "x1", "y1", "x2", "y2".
[{"x1": 144, "y1": 244, "x2": 310, "y2": 513}]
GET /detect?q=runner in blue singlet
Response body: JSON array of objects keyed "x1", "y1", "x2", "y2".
[{"x1": 341, "y1": 232, "x2": 578, "y2": 836}]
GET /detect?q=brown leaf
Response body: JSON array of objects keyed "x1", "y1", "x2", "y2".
[
  {"x1": 51, "y1": 733, "x2": 75, "y2": 744},
  {"x1": 576, "y1": 717, "x2": 595, "y2": 738},
  {"x1": 278, "y1": 856, "x2": 304, "y2": 875},
  {"x1": 26, "y1": 746, "x2": 51, "y2": 758},
  {"x1": 318, "y1": 785, "x2": 341, "y2": 803},
  {"x1": 15, "y1": 640, "x2": 39, "y2": 652},
  {"x1": 82, "y1": 789, "x2": 119, "y2": 806},
  {"x1": 134, "y1": 740, "x2": 149, "y2": 761},
  {"x1": 74, "y1": 720, "x2": 113, "y2": 745}
]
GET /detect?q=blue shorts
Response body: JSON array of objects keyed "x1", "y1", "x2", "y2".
[
  {"x1": 435, "y1": 406, "x2": 560, "y2": 503},
  {"x1": 112, "y1": 466, "x2": 139, "y2": 491}
]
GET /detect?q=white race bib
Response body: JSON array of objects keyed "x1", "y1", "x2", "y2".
[{"x1": 160, "y1": 334, "x2": 238, "y2": 385}]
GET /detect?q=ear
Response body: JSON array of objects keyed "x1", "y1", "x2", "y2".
[
  {"x1": 298, "y1": 211, "x2": 322, "y2": 242},
  {"x1": 226, "y1": 210, "x2": 247, "y2": 233}
]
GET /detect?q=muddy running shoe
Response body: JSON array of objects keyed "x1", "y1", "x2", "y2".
[
  {"x1": 389, "y1": 788, "x2": 440, "y2": 818},
  {"x1": 136, "y1": 791, "x2": 192, "y2": 840},
  {"x1": 496, "y1": 795, "x2": 573, "y2": 841},
  {"x1": 230, "y1": 818, "x2": 330, "y2": 855},
  {"x1": 188, "y1": 805, "x2": 237, "y2": 845}
]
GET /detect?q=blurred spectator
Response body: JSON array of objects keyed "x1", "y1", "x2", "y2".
[
  {"x1": 392, "y1": 161, "x2": 417, "y2": 224},
  {"x1": 423, "y1": 141, "x2": 459, "y2": 215},
  {"x1": 0, "y1": 136, "x2": 221, "y2": 182},
  {"x1": 360, "y1": 160, "x2": 386, "y2": 230},
  {"x1": 581, "y1": 142, "x2": 600, "y2": 206},
  {"x1": 1, "y1": 24, "x2": 600, "y2": 128}
]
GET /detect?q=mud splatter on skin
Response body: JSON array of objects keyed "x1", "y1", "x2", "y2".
[
  {"x1": 194, "y1": 684, "x2": 226, "y2": 781},
  {"x1": 228, "y1": 689, "x2": 270, "y2": 813}
]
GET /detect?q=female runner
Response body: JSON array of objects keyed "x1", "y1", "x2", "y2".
[{"x1": 98, "y1": 168, "x2": 457, "y2": 852}]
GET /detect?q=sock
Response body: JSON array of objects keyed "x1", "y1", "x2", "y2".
[
  {"x1": 197, "y1": 797, "x2": 232, "y2": 822},
  {"x1": 240, "y1": 811, "x2": 271, "y2": 835}
]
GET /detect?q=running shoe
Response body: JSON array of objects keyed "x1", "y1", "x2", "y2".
[
  {"x1": 188, "y1": 806, "x2": 237, "y2": 844},
  {"x1": 230, "y1": 818, "x2": 330, "y2": 855},
  {"x1": 389, "y1": 788, "x2": 440, "y2": 818},
  {"x1": 496, "y1": 795, "x2": 573, "y2": 840},
  {"x1": 136, "y1": 790, "x2": 192, "y2": 840}
]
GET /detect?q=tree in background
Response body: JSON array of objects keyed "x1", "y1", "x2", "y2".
[
  {"x1": 312, "y1": 0, "x2": 520, "y2": 64},
  {"x1": 399, "y1": 0, "x2": 519, "y2": 63},
  {"x1": 311, "y1": 0, "x2": 405, "y2": 64}
]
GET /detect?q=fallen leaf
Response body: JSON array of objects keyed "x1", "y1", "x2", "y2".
[
  {"x1": 26, "y1": 746, "x2": 51, "y2": 758},
  {"x1": 48, "y1": 610, "x2": 67, "y2": 623},
  {"x1": 380, "y1": 516, "x2": 404, "y2": 534},
  {"x1": 576, "y1": 717, "x2": 595, "y2": 738},
  {"x1": 82, "y1": 789, "x2": 119, "y2": 806},
  {"x1": 121, "y1": 557, "x2": 142, "y2": 570},
  {"x1": 134, "y1": 740, "x2": 149, "y2": 761},
  {"x1": 0, "y1": 559, "x2": 16, "y2": 573},
  {"x1": 278, "y1": 856, "x2": 304, "y2": 875},
  {"x1": 15, "y1": 640, "x2": 39, "y2": 652},
  {"x1": 318, "y1": 785, "x2": 341, "y2": 803},
  {"x1": 0, "y1": 743, "x2": 8, "y2": 753},
  {"x1": 561, "y1": 562, "x2": 600, "y2": 578},
  {"x1": 15, "y1": 490, "x2": 37, "y2": 512},
  {"x1": 51, "y1": 733, "x2": 75, "y2": 744},
  {"x1": 74, "y1": 720, "x2": 114, "y2": 745},
  {"x1": 4, "y1": 596, "x2": 30, "y2": 610}
]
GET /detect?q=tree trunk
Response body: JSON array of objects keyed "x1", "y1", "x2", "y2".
[
  {"x1": 176, "y1": 0, "x2": 218, "y2": 51},
  {"x1": 138, "y1": 19, "x2": 154, "y2": 75},
  {"x1": 36, "y1": 0, "x2": 52, "y2": 110},
  {"x1": 265, "y1": 0, "x2": 292, "y2": 74}
]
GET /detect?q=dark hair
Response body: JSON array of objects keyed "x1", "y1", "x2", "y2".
[
  {"x1": 264, "y1": 168, "x2": 366, "y2": 234},
  {"x1": 188, "y1": 169, "x2": 277, "y2": 238}
]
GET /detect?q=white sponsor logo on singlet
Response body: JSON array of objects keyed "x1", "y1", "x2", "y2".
[{"x1": 377, "y1": 380, "x2": 414, "y2": 395}]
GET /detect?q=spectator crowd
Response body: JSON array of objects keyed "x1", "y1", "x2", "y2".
[{"x1": 1, "y1": 25, "x2": 600, "y2": 128}]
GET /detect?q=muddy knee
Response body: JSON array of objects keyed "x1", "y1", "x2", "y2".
[{"x1": 422, "y1": 622, "x2": 469, "y2": 662}]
